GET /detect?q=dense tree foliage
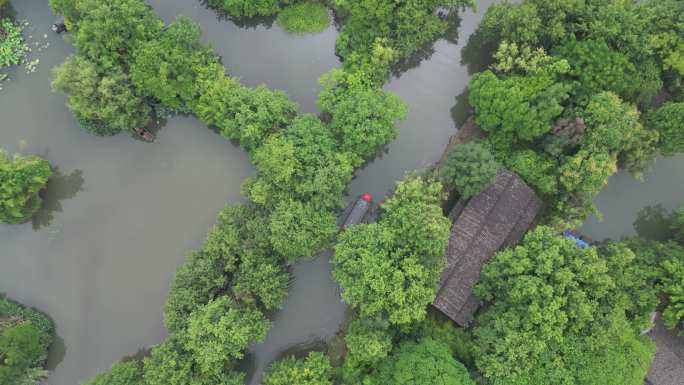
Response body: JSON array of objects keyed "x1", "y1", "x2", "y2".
[
  {"x1": 674, "y1": 205, "x2": 684, "y2": 243},
  {"x1": 245, "y1": 114, "x2": 353, "y2": 209},
  {"x1": 334, "y1": 177, "x2": 450, "y2": 325},
  {"x1": 82, "y1": 361, "x2": 143, "y2": 385},
  {"x1": 623, "y1": 238, "x2": 684, "y2": 336},
  {"x1": 206, "y1": 0, "x2": 285, "y2": 18},
  {"x1": 52, "y1": 56, "x2": 151, "y2": 135},
  {"x1": 69, "y1": 0, "x2": 163, "y2": 70},
  {"x1": 647, "y1": 102, "x2": 684, "y2": 156},
  {"x1": 468, "y1": 0, "x2": 684, "y2": 228},
  {"x1": 598, "y1": 241, "x2": 661, "y2": 330},
  {"x1": 660, "y1": 254, "x2": 684, "y2": 336},
  {"x1": 269, "y1": 199, "x2": 337, "y2": 262},
  {"x1": 470, "y1": 69, "x2": 570, "y2": 142},
  {"x1": 186, "y1": 296, "x2": 269, "y2": 374},
  {"x1": 194, "y1": 63, "x2": 299, "y2": 152},
  {"x1": 335, "y1": 0, "x2": 474, "y2": 67},
  {"x1": 640, "y1": 0, "x2": 684, "y2": 97},
  {"x1": 263, "y1": 352, "x2": 333, "y2": 385},
  {"x1": 364, "y1": 338, "x2": 474, "y2": 385},
  {"x1": 130, "y1": 17, "x2": 216, "y2": 113},
  {"x1": 163, "y1": 204, "x2": 288, "y2": 334},
  {"x1": 142, "y1": 337, "x2": 244, "y2": 385},
  {"x1": 0, "y1": 297, "x2": 54, "y2": 385},
  {"x1": 554, "y1": 38, "x2": 661, "y2": 106},
  {"x1": 340, "y1": 317, "x2": 393, "y2": 380},
  {"x1": 318, "y1": 80, "x2": 406, "y2": 164},
  {"x1": 472, "y1": 226, "x2": 656, "y2": 385},
  {"x1": 0, "y1": 151, "x2": 51, "y2": 224},
  {"x1": 442, "y1": 142, "x2": 498, "y2": 197}
]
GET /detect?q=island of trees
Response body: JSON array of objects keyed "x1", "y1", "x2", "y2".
[{"x1": 0, "y1": 296, "x2": 54, "y2": 385}]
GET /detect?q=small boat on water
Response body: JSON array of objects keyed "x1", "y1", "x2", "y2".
[
  {"x1": 134, "y1": 127, "x2": 155, "y2": 142},
  {"x1": 341, "y1": 193, "x2": 373, "y2": 230},
  {"x1": 51, "y1": 18, "x2": 67, "y2": 34}
]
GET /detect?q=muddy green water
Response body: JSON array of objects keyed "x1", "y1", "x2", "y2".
[
  {"x1": 580, "y1": 155, "x2": 684, "y2": 241},
  {"x1": 1, "y1": 1, "x2": 682, "y2": 385}
]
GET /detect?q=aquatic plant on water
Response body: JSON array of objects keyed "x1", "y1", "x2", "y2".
[
  {"x1": 0, "y1": 17, "x2": 29, "y2": 68},
  {"x1": 276, "y1": 2, "x2": 330, "y2": 34}
]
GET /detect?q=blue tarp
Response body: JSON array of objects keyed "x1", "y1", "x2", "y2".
[{"x1": 563, "y1": 231, "x2": 589, "y2": 249}]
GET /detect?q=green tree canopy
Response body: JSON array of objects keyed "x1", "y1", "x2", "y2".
[
  {"x1": 363, "y1": 338, "x2": 475, "y2": 385},
  {"x1": 51, "y1": 56, "x2": 151, "y2": 135},
  {"x1": 263, "y1": 351, "x2": 333, "y2": 385},
  {"x1": 342, "y1": 318, "x2": 393, "y2": 378},
  {"x1": 245, "y1": 113, "x2": 353, "y2": 210},
  {"x1": 143, "y1": 337, "x2": 244, "y2": 385},
  {"x1": 164, "y1": 204, "x2": 288, "y2": 333},
  {"x1": 130, "y1": 16, "x2": 217, "y2": 112},
  {"x1": 318, "y1": 80, "x2": 406, "y2": 164},
  {"x1": 661, "y1": 255, "x2": 684, "y2": 335},
  {"x1": 335, "y1": 0, "x2": 474, "y2": 64},
  {"x1": 333, "y1": 177, "x2": 450, "y2": 325},
  {"x1": 81, "y1": 361, "x2": 143, "y2": 385},
  {"x1": 0, "y1": 323, "x2": 48, "y2": 384},
  {"x1": 69, "y1": 0, "x2": 163, "y2": 70},
  {"x1": 269, "y1": 199, "x2": 337, "y2": 263},
  {"x1": 469, "y1": 69, "x2": 569, "y2": 142},
  {"x1": 582, "y1": 92, "x2": 658, "y2": 177},
  {"x1": 468, "y1": 0, "x2": 674, "y2": 228},
  {"x1": 473, "y1": 226, "x2": 656, "y2": 384},
  {"x1": 554, "y1": 38, "x2": 661, "y2": 106},
  {"x1": 640, "y1": 0, "x2": 684, "y2": 96},
  {"x1": 207, "y1": 0, "x2": 282, "y2": 18},
  {"x1": 0, "y1": 151, "x2": 51, "y2": 224},
  {"x1": 442, "y1": 142, "x2": 499, "y2": 198},
  {"x1": 647, "y1": 102, "x2": 684, "y2": 156},
  {"x1": 185, "y1": 296, "x2": 270, "y2": 375},
  {"x1": 0, "y1": 297, "x2": 53, "y2": 385},
  {"x1": 193, "y1": 64, "x2": 298, "y2": 152},
  {"x1": 673, "y1": 205, "x2": 684, "y2": 243}
]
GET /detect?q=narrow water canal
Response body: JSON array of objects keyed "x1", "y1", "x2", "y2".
[{"x1": 1, "y1": 1, "x2": 682, "y2": 385}]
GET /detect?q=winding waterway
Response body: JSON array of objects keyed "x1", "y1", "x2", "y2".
[{"x1": 1, "y1": 1, "x2": 682, "y2": 385}]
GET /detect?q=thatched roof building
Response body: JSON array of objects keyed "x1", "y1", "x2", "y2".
[
  {"x1": 646, "y1": 315, "x2": 684, "y2": 385},
  {"x1": 433, "y1": 169, "x2": 542, "y2": 326}
]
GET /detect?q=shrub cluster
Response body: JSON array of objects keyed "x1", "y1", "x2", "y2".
[
  {"x1": 263, "y1": 351, "x2": 333, "y2": 385},
  {"x1": 441, "y1": 142, "x2": 499, "y2": 198},
  {"x1": 0, "y1": 296, "x2": 54, "y2": 385},
  {"x1": 623, "y1": 232, "x2": 684, "y2": 338},
  {"x1": 206, "y1": 0, "x2": 291, "y2": 18},
  {"x1": 0, "y1": 151, "x2": 52, "y2": 224}
]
